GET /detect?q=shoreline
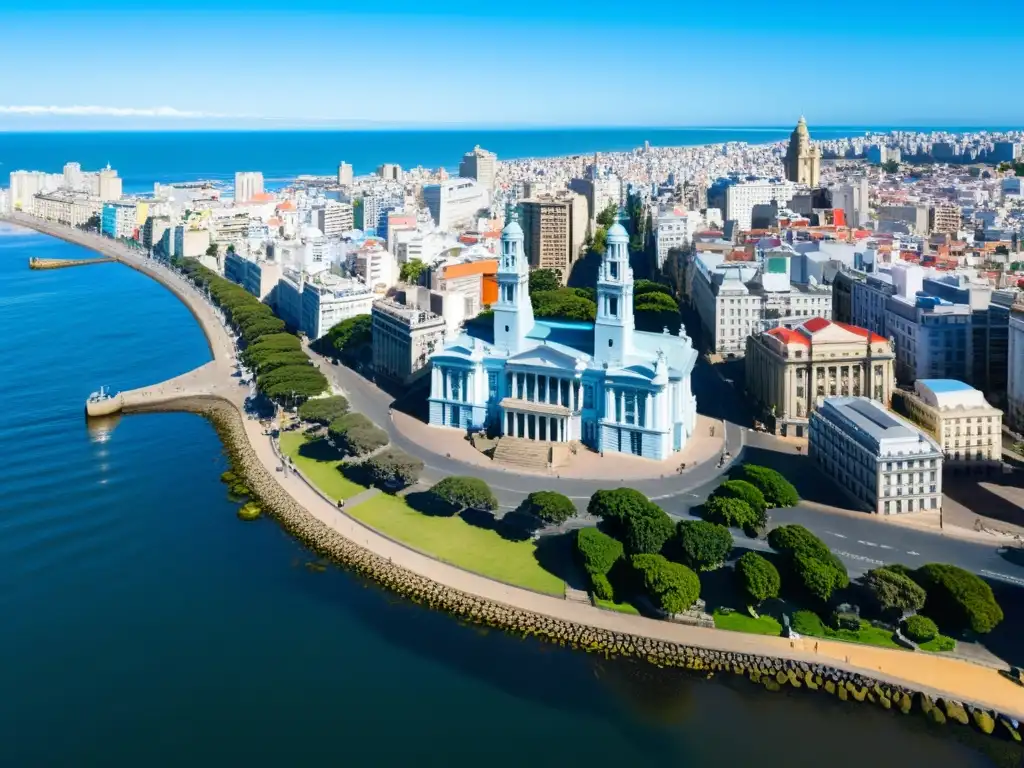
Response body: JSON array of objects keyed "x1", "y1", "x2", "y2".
[{"x1": 8, "y1": 213, "x2": 1024, "y2": 733}]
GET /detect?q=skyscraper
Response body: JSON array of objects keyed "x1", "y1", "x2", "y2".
[
  {"x1": 337, "y1": 162, "x2": 353, "y2": 187},
  {"x1": 784, "y1": 117, "x2": 821, "y2": 188},
  {"x1": 234, "y1": 171, "x2": 264, "y2": 203},
  {"x1": 458, "y1": 145, "x2": 497, "y2": 192}
]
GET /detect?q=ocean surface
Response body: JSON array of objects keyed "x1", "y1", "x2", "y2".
[
  {"x1": 0, "y1": 230, "x2": 1007, "y2": 766},
  {"x1": 0, "y1": 126, "x2": 941, "y2": 193}
]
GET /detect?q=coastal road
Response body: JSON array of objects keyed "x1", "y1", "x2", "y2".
[{"x1": 315, "y1": 351, "x2": 1024, "y2": 584}]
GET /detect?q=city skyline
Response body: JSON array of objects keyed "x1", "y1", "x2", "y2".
[{"x1": 2, "y1": 0, "x2": 1023, "y2": 130}]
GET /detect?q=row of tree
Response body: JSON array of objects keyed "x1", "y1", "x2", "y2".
[{"x1": 174, "y1": 257, "x2": 328, "y2": 402}]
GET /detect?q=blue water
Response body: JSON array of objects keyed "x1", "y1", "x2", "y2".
[
  {"x1": 0, "y1": 227, "x2": 1006, "y2": 766},
  {"x1": 0, "y1": 127, "x2": 933, "y2": 193}
]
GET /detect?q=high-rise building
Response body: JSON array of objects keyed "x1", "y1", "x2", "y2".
[
  {"x1": 518, "y1": 192, "x2": 588, "y2": 281},
  {"x1": 313, "y1": 200, "x2": 354, "y2": 238},
  {"x1": 234, "y1": 171, "x2": 264, "y2": 203},
  {"x1": 783, "y1": 117, "x2": 821, "y2": 188},
  {"x1": 422, "y1": 179, "x2": 489, "y2": 231},
  {"x1": 929, "y1": 204, "x2": 962, "y2": 235},
  {"x1": 458, "y1": 146, "x2": 497, "y2": 192},
  {"x1": 655, "y1": 207, "x2": 704, "y2": 270},
  {"x1": 97, "y1": 165, "x2": 122, "y2": 202},
  {"x1": 63, "y1": 162, "x2": 83, "y2": 190},
  {"x1": 1008, "y1": 304, "x2": 1024, "y2": 432},
  {"x1": 377, "y1": 163, "x2": 403, "y2": 181},
  {"x1": 722, "y1": 179, "x2": 796, "y2": 231},
  {"x1": 337, "y1": 161, "x2": 353, "y2": 187}
]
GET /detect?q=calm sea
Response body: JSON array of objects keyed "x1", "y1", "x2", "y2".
[
  {"x1": 0, "y1": 126, "x2": 917, "y2": 193},
  {"x1": 0, "y1": 228, "x2": 1004, "y2": 766}
]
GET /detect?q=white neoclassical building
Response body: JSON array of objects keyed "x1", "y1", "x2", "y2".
[{"x1": 426, "y1": 214, "x2": 699, "y2": 460}]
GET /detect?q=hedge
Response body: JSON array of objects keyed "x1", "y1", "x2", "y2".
[{"x1": 913, "y1": 563, "x2": 1003, "y2": 634}]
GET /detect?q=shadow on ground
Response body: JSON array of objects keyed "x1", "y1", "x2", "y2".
[
  {"x1": 297, "y1": 437, "x2": 346, "y2": 462},
  {"x1": 533, "y1": 531, "x2": 589, "y2": 591},
  {"x1": 735, "y1": 446, "x2": 852, "y2": 509},
  {"x1": 943, "y1": 474, "x2": 1024, "y2": 531}
]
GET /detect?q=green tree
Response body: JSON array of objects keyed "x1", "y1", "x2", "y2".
[
  {"x1": 588, "y1": 488, "x2": 672, "y2": 554},
  {"x1": 298, "y1": 395, "x2": 350, "y2": 425},
  {"x1": 429, "y1": 476, "x2": 497, "y2": 512},
  {"x1": 736, "y1": 551, "x2": 781, "y2": 606},
  {"x1": 634, "y1": 291, "x2": 682, "y2": 334},
  {"x1": 524, "y1": 491, "x2": 576, "y2": 525},
  {"x1": 254, "y1": 350, "x2": 313, "y2": 374},
  {"x1": 531, "y1": 289, "x2": 597, "y2": 321},
  {"x1": 903, "y1": 614, "x2": 938, "y2": 643},
  {"x1": 258, "y1": 365, "x2": 328, "y2": 401},
  {"x1": 529, "y1": 268, "x2": 562, "y2": 293},
  {"x1": 363, "y1": 448, "x2": 423, "y2": 489},
  {"x1": 206, "y1": 243, "x2": 219, "y2": 257},
  {"x1": 326, "y1": 314, "x2": 372, "y2": 356},
  {"x1": 913, "y1": 563, "x2": 1003, "y2": 634},
  {"x1": 864, "y1": 566, "x2": 926, "y2": 616},
  {"x1": 794, "y1": 551, "x2": 844, "y2": 602},
  {"x1": 714, "y1": 480, "x2": 768, "y2": 515},
  {"x1": 881, "y1": 159, "x2": 900, "y2": 174},
  {"x1": 768, "y1": 524, "x2": 849, "y2": 603},
  {"x1": 634, "y1": 279, "x2": 673, "y2": 298},
  {"x1": 327, "y1": 412, "x2": 389, "y2": 456},
  {"x1": 596, "y1": 202, "x2": 618, "y2": 229},
  {"x1": 624, "y1": 507, "x2": 675, "y2": 555},
  {"x1": 631, "y1": 554, "x2": 700, "y2": 614},
  {"x1": 576, "y1": 527, "x2": 624, "y2": 599},
  {"x1": 240, "y1": 315, "x2": 287, "y2": 343},
  {"x1": 675, "y1": 520, "x2": 732, "y2": 571},
  {"x1": 399, "y1": 258, "x2": 426, "y2": 284},
  {"x1": 591, "y1": 227, "x2": 607, "y2": 256},
  {"x1": 702, "y1": 496, "x2": 758, "y2": 529},
  {"x1": 731, "y1": 465, "x2": 799, "y2": 508}
]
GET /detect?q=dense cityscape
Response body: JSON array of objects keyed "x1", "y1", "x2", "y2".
[{"x1": 4, "y1": 120, "x2": 1024, "y2": 761}]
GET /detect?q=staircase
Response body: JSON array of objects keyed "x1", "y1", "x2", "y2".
[{"x1": 492, "y1": 437, "x2": 551, "y2": 472}]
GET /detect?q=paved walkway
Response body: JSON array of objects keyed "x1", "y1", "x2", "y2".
[{"x1": 15, "y1": 214, "x2": 1024, "y2": 719}]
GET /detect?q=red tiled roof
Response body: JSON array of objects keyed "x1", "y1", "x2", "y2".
[
  {"x1": 800, "y1": 317, "x2": 831, "y2": 333},
  {"x1": 767, "y1": 326, "x2": 810, "y2": 346}
]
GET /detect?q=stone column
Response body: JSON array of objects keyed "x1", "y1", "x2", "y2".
[
  {"x1": 570, "y1": 381, "x2": 577, "y2": 412},
  {"x1": 619, "y1": 390, "x2": 626, "y2": 425},
  {"x1": 512, "y1": 372, "x2": 518, "y2": 399},
  {"x1": 605, "y1": 386, "x2": 614, "y2": 421},
  {"x1": 645, "y1": 392, "x2": 652, "y2": 429}
]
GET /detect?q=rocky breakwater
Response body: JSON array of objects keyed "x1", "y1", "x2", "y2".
[{"x1": 168, "y1": 395, "x2": 1023, "y2": 749}]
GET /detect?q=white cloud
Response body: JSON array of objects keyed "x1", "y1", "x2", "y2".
[{"x1": 0, "y1": 105, "x2": 224, "y2": 118}]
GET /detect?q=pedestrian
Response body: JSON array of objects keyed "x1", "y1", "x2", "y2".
[{"x1": 814, "y1": 642, "x2": 819, "y2": 653}]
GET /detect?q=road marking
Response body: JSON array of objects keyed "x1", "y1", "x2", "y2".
[
  {"x1": 834, "y1": 550, "x2": 885, "y2": 566},
  {"x1": 857, "y1": 540, "x2": 879, "y2": 547},
  {"x1": 826, "y1": 532, "x2": 847, "y2": 539},
  {"x1": 879, "y1": 544, "x2": 894, "y2": 550},
  {"x1": 981, "y1": 570, "x2": 1024, "y2": 588},
  {"x1": 906, "y1": 550, "x2": 920, "y2": 556}
]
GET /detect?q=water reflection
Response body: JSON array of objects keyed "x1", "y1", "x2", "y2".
[{"x1": 87, "y1": 413, "x2": 121, "y2": 444}]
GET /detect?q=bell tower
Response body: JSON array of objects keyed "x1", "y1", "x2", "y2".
[
  {"x1": 493, "y1": 212, "x2": 534, "y2": 354},
  {"x1": 594, "y1": 213, "x2": 634, "y2": 365}
]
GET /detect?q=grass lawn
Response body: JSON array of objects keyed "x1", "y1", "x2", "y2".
[
  {"x1": 342, "y1": 493, "x2": 565, "y2": 596},
  {"x1": 595, "y1": 598, "x2": 641, "y2": 615},
  {"x1": 792, "y1": 610, "x2": 901, "y2": 649},
  {"x1": 919, "y1": 634, "x2": 956, "y2": 653},
  {"x1": 713, "y1": 608, "x2": 782, "y2": 636},
  {"x1": 279, "y1": 432, "x2": 365, "y2": 501}
]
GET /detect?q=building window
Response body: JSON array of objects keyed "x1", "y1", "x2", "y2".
[
  {"x1": 608, "y1": 296, "x2": 619, "y2": 317},
  {"x1": 624, "y1": 392, "x2": 637, "y2": 425},
  {"x1": 630, "y1": 430, "x2": 642, "y2": 456},
  {"x1": 610, "y1": 261, "x2": 619, "y2": 280},
  {"x1": 488, "y1": 372, "x2": 498, "y2": 398},
  {"x1": 449, "y1": 405, "x2": 460, "y2": 426},
  {"x1": 450, "y1": 375, "x2": 461, "y2": 401},
  {"x1": 584, "y1": 384, "x2": 594, "y2": 409}
]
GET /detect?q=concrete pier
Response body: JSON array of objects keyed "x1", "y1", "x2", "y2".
[
  {"x1": 29, "y1": 256, "x2": 114, "y2": 270},
  {"x1": 85, "y1": 361, "x2": 229, "y2": 416}
]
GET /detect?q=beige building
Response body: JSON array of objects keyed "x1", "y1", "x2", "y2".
[
  {"x1": 745, "y1": 317, "x2": 895, "y2": 438},
  {"x1": 519, "y1": 192, "x2": 588, "y2": 283},
  {"x1": 901, "y1": 379, "x2": 1002, "y2": 471},
  {"x1": 97, "y1": 166, "x2": 123, "y2": 202},
  {"x1": 929, "y1": 204, "x2": 961, "y2": 235},
  {"x1": 371, "y1": 297, "x2": 447, "y2": 384},
  {"x1": 459, "y1": 145, "x2": 497, "y2": 192},
  {"x1": 783, "y1": 117, "x2": 820, "y2": 188},
  {"x1": 32, "y1": 192, "x2": 102, "y2": 228}
]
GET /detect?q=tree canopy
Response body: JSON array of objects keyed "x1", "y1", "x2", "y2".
[
  {"x1": 714, "y1": 480, "x2": 768, "y2": 514},
  {"x1": 363, "y1": 448, "x2": 423, "y2": 489},
  {"x1": 675, "y1": 520, "x2": 732, "y2": 571},
  {"x1": 588, "y1": 488, "x2": 674, "y2": 554},
  {"x1": 702, "y1": 496, "x2": 759, "y2": 529},
  {"x1": 731, "y1": 465, "x2": 799, "y2": 508},
  {"x1": 634, "y1": 291, "x2": 682, "y2": 334},
  {"x1": 257, "y1": 364, "x2": 328, "y2": 401},
  {"x1": 736, "y1": 551, "x2": 781, "y2": 606},
  {"x1": 298, "y1": 395, "x2": 350, "y2": 425},
  {"x1": 596, "y1": 202, "x2": 619, "y2": 229},
  {"x1": 768, "y1": 524, "x2": 849, "y2": 603},
  {"x1": 634, "y1": 279, "x2": 674, "y2": 298},
  {"x1": 912, "y1": 563, "x2": 1003, "y2": 634},
  {"x1": 327, "y1": 412, "x2": 389, "y2": 456},
  {"x1": 524, "y1": 491, "x2": 576, "y2": 525},
  {"x1": 576, "y1": 527, "x2": 624, "y2": 600},
  {"x1": 864, "y1": 566, "x2": 926, "y2": 616},
  {"x1": 326, "y1": 314, "x2": 372, "y2": 356},
  {"x1": 429, "y1": 476, "x2": 497, "y2": 512},
  {"x1": 631, "y1": 554, "x2": 700, "y2": 615},
  {"x1": 531, "y1": 289, "x2": 597, "y2": 322},
  {"x1": 254, "y1": 350, "x2": 313, "y2": 373},
  {"x1": 528, "y1": 268, "x2": 562, "y2": 293},
  {"x1": 399, "y1": 258, "x2": 426, "y2": 284}
]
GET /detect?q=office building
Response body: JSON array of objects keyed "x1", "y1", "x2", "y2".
[
  {"x1": 568, "y1": 167, "x2": 622, "y2": 225},
  {"x1": 234, "y1": 171, "x2": 264, "y2": 203},
  {"x1": 876, "y1": 205, "x2": 930, "y2": 235},
  {"x1": 224, "y1": 250, "x2": 283, "y2": 301},
  {"x1": 809, "y1": 396, "x2": 943, "y2": 515},
  {"x1": 313, "y1": 200, "x2": 354, "y2": 238},
  {"x1": 992, "y1": 142, "x2": 1021, "y2": 163},
  {"x1": 783, "y1": 117, "x2": 821, "y2": 188},
  {"x1": 518, "y1": 191, "x2": 588, "y2": 281},
  {"x1": 459, "y1": 146, "x2": 497, "y2": 192},
  {"x1": 9, "y1": 170, "x2": 62, "y2": 213},
  {"x1": 424, "y1": 258, "x2": 499, "y2": 315},
  {"x1": 422, "y1": 178, "x2": 489, "y2": 231},
  {"x1": 350, "y1": 240, "x2": 398, "y2": 293},
  {"x1": 97, "y1": 165, "x2": 122, "y2": 202},
  {"x1": 371, "y1": 297, "x2": 447, "y2": 385},
  {"x1": 425, "y1": 216, "x2": 699, "y2": 458},
  {"x1": 655, "y1": 207, "x2": 703, "y2": 270},
  {"x1": 377, "y1": 163, "x2": 403, "y2": 181},
  {"x1": 901, "y1": 379, "x2": 1002, "y2": 471},
  {"x1": 886, "y1": 283, "x2": 973, "y2": 385},
  {"x1": 32, "y1": 191, "x2": 102, "y2": 228},
  {"x1": 930, "y1": 204, "x2": 961, "y2": 235},
  {"x1": 722, "y1": 179, "x2": 797, "y2": 231},
  {"x1": 101, "y1": 201, "x2": 138, "y2": 240},
  {"x1": 745, "y1": 317, "x2": 895, "y2": 438},
  {"x1": 301, "y1": 273, "x2": 376, "y2": 340},
  {"x1": 337, "y1": 161, "x2": 353, "y2": 187}
]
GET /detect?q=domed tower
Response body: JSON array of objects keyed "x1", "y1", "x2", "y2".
[
  {"x1": 594, "y1": 214, "x2": 634, "y2": 365},
  {"x1": 493, "y1": 212, "x2": 534, "y2": 354},
  {"x1": 784, "y1": 116, "x2": 821, "y2": 187}
]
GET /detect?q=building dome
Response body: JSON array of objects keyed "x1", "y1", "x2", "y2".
[
  {"x1": 302, "y1": 225, "x2": 324, "y2": 240},
  {"x1": 502, "y1": 216, "x2": 523, "y2": 239},
  {"x1": 607, "y1": 221, "x2": 629, "y2": 243}
]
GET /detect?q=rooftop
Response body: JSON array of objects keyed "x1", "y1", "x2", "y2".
[{"x1": 918, "y1": 379, "x2": 972, "y2": 394}]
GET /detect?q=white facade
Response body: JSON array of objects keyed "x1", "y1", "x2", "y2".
[
  {"x1": 655, "y1": 207, "x2": 703, "y2": 270},
  {"x1": 423, "y1": 179, "x2": 489, "y2": 231},
  {"x1": 809, "y1": 396, "x2": 943, "y2": 515},
  {"x1": 425, "y1": 216, "x2": 699, "y2": 461},
  {"x1": 9, "y1": 170, "x2": 62, "y2": 213},
  {"x1": 314, "y1": 201, "x2": 354, "y2": 238},
  {"x1": 350, "y1": 242, "x2": 397, "y2": 293},
  {"x1": 301, "y1": 273, "x2": 375, "y2": 340},
  {"x1": 234, "y1": 171, "x2": 264, "y2": 203},
  {"x1": 337, "y1": 162, "x2": 353, "y2": 187},
  {"x1": 724, "y1": 179, "x2": 797, "y2": 230},
  {"x1": 32, "y1": 192, "x2": 102, "y2": 228},
  {"x1": 371, "y1": 298, "x2": 447, "y2": 384},
  {"x1": 902, "y1": 379, "x2": 1002, "y2": 468},
  {"x1": 224, "y1": 251, "x2": 282, "y2": 301}
]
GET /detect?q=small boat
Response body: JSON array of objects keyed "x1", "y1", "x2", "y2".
[{"x1": 88, "y1": 385, "x2": 115, "y2": 404}]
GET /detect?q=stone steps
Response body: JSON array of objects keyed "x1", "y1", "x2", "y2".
[{"x1": 493, "y1": 437, "x2": 551, "y2": 472}]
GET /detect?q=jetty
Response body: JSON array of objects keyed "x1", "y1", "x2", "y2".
[
  {"x1": 84, "y1": 361, "x2": 229, "y2": 417},
  {"x1": 29, "y1": 256, "x2": 115, "y2": 270}
]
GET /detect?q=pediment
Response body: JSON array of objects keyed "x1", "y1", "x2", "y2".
[
  {"x1": 506, "y1": 344, "x2": 580, "y2": 369},
  {"x1": 804, "y1": 324, "x2": 861, "y2": 344}
]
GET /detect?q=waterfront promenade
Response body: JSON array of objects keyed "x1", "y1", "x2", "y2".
[{"x1": 8, "y1": 213, "x2": 1024, "y2": 720}]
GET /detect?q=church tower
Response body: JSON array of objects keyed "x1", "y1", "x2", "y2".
[
  {"x1": 493, "y1": 212, "x2": 534, "y2": 354},
  {"x1": 784, "y1": 116, "x2": 821, "y2": 188},
  {"x1": 594, "y1": 215, "x2": 634, "y2": 365}
]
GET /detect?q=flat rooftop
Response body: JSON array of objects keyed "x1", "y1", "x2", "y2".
[{"x1": 918, "y1": 379, "x2": 972, "y2": 393}]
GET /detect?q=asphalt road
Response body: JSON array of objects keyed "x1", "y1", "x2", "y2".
[{"x1": 312, "y1": 349, "x2": 1024, "y2": 585}]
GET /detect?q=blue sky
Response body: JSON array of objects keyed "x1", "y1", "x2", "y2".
[{"x1": 1, "y1": 0, "x2": 1022, "y2": 129}]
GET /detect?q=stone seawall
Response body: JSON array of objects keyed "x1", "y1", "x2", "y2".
[{"x1": 139, "y1": 394, "x2": 1023, "y2": 748}]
